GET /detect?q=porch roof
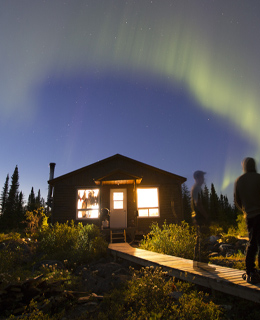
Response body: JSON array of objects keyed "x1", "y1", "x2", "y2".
[{"x1": 94, "y1": 169, "x2": 142, "y2": 185}]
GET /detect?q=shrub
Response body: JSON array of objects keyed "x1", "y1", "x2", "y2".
[
  {"x1": 96, "y1": 266, "x2": 223, "y2": 320},
  {"x1": 236, "y1": 213, "x2": 247, "y2": 237},
  {"x1": 125, "y1": 266, "x2": 174, "y2": 317},
  {"x1": 24, "y1": 207, "x2": 48, "y2": 236},
  {"x1": 175, "y1": 291, "x2": 223, "y2": 320},
  {"x1": 140, "y1": 222, "x2": 196, "y2": 260},
  {"x1": 37, "y1": 221, "x2": 107, "y2": 266},
  {"x1": 0, "y1": 232, "x2": 21, "y2": 242},
  {"x1": 0, "y1": 234, "x2": 33, "y2": 284}
]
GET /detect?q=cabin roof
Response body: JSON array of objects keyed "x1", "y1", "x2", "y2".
[{"x1": 48, "y1": 154, "x2": 186, "y2": 185}]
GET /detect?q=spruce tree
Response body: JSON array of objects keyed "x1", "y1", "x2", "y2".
[
  {"x1": 6, "y1": 166, "x2": 19, "y2": 213},
  {"x1": 202, "y1": 184, "x2": 210, "y2": 215},
  {"x1": 27, "y1": 187, "x2": 36, "y2": 211},
  {"x1": 16, "y1": 191, "x2": 25, "y2": 223},
  {"x1": 2, "y1": 166, "x2": 20, "y2": 229},
  {"x1": 209, "y1": 183, "x2": 219, "y2": 221},
  {"x1": 182, "y1": 183, "x2": 191, "y2": 223},
  {"x1": 35, "y1": 189, "x2": 45, "y2": 208},
  {"x1": 0, "y1": 174, "x2": 9, "y2": 215}
]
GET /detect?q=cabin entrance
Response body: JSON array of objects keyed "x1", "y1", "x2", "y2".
[{"x1": 109, "y1": 188, "x2": 127, "y2": 228}]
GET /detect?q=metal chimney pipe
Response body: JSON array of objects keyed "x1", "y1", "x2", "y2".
[
  {"x1": 49, "y1": 162, "x2": 56, "y2": 181},
  {"x1": 47, "y1": 162, "x2": 56, "y2": 206}
]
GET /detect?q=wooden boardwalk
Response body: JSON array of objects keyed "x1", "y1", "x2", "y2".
[{"x1": 108, "y1": 243, "x2": 260, "y2": 303}]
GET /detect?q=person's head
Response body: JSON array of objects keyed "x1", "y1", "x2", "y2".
[
  {"x1": 242, "y1": 157, "x2": 257, "y2": 173},
  {"x1": 193, "y1": 170, "x2": 206, "y2": 186}
]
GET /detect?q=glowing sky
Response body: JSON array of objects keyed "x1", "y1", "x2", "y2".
[{"x1": 1, "y1": 0, "x2": 260, "y2": 201}]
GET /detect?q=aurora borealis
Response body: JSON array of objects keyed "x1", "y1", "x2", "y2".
[{"x1": 1, "y1": 0, "x2": 260, "y2": 200}]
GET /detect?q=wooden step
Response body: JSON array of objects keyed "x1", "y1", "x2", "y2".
[{"x1": 110, "y1": 229, "x2": 126, "y2": 243}]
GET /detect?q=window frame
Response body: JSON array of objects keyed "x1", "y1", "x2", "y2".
[
  {"x1": 136, "y1": 186, "x2": 160, "y2": 218},
  {"x1": 76, "y1": 188, "x2": 100, "y2": 220}
]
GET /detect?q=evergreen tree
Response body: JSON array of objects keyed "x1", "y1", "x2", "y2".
[
  {"x1": 1, "y1": 166, "x2": 22, "y2": 230},
  {"x1": 182, "y1": 183, "x2": 191, "y2": 223},
  {"x1": 209, "y1": 183, "x2": 219, "y2": 221},
  {"x1": 27, "y1": 187, "x2": 36, "y2": 211},
  {"x1": 180, "y1": 182, "x2": 237, "y2": 229},
  {"x1": 221, "y1": 194, "x2": 237, "y2": 227},
  {"x1": 35, "y1": 189, "x2": 45, "y2": 208},
  {"x1": 16, "y1": 191, "x2": 25, "y2": 222},
  {"x1": 202, "y1": 184, "x2": 210, "y2": 216},
  {"x1": 6, "y1": 166, "x2": 19, "y2": 214},
  {"x1": 28, "y1": 188, "x2": 45, "y2": 210},
  {"x1": 0, "y1": 174, "x2": 9, "y2": 215}
]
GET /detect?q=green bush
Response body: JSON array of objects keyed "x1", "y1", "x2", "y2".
[
  {"x1": 0, "y1": 235, "x2": 33, "y2": 284},
  {"x1": 236, "y1": 213, "x2": 247, "y2": 237},
  {"x1": 24, "y1": 207, "x2": 48, "y2": 236},
  {"x1": 37, "y1": 221, "x2": 107, "y2": 266},
  {"x1": 140, "y1": 222, "x2": 196, "y2": 260},
  {"x1": 175, "y1": 291, "x2": 223, "y2": 320},
  {"x1": 125, "y1": 266, "x2": 173, "y2": 317},
  {"x1": 96, "y1": 266, "x2": 223, "y2": 320},
  {"x1": 0, "y1": 232, "x2": 21, "y2": 242}
]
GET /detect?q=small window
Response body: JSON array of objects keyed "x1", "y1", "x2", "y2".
[
  {"x1": 113, "y1": 192, "x2": 124, "y2": 209},
  {"x1": 137, "y1": 188, "x2": 159, "y2": 217},
  {"x1": 77, "y1": 189, "x2": 100, "y2": 219}
]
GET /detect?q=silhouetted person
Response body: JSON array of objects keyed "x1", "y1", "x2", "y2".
[
  {"x1": 191, "y1": 171, "x2": 208, "y2": 266},
  {"x1": 234, "y1": 157, "x2": 260, "y2": 284}
]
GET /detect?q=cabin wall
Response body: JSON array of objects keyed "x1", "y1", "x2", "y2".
[
  {"x1": 50, "y1": 157, "x2": 185, "y2": 231},
  {"x1": 136, "y1": 183, "x2": 183, "y2": 233}
]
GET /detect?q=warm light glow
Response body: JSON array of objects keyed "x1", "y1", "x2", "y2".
[
  {"x1": 138, "y1": 209, "x2": 148, "y2": 217},
  {"x1": 88, "y1": 210, "x2": 99, "y2": 218},
  {"x1": 137, "y1": 188, "x2": 158, "y2": 208},
  {"x1": 137, "y1": 188, "x2": 159, "y2": 217},
  {"x1": 77, "y1": 189, "x2": 99, "y2": 209},
  {"x1": 113, "y1": 192, "x2": 124, "y2": 209},
  {"x1": 77, "y1": 189, "x2": 100, "y2": 219},
  {"x1": 113, "y1": 192, "x2": 123, "y2": 201},
  {"x1": 149, "y1": 208, "x2": 159, "y2": 216}
]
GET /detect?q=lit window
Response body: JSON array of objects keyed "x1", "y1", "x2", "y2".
[
  {"x1": 113, "y1": 192, "x2": 124, "y2": 209},
  {"x1": 77, "y1": 189, "x2": 100, "y2": 219},
  {"x1": 137, "y1": 188, "x2": 159, "y2": 217}
]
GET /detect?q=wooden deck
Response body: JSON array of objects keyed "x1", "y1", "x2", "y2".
[{"x1": 108, "y1": 243, "x2": 260, "y2": 303}]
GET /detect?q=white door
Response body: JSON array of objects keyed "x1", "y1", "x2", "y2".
[{"x1": 110, "y1": 189, "x2": 127, "y2": 228}]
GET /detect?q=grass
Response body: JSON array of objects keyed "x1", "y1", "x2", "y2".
[{"x1": 209, "y1": 251, "x2": 246, "y2": 269}]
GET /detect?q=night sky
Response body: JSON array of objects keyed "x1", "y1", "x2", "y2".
[{"x1": 1, "y1": 1, "x2": 260, "y2": 202}]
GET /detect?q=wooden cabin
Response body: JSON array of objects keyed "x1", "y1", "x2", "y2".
[{"x1": 48, "y1": 154, "x2": 186, "y2": 235}]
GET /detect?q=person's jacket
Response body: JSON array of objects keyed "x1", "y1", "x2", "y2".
[{"x1": 234, "y1": 157, "x2": 260, "y2": 219}]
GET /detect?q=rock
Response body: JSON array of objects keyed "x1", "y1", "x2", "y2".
[
  {"x1": 219, "y1": 244, "x2": 234, "y2": 253},
  {"x1": 209, "y1": 235, "x2": 219, "y2": 244}
]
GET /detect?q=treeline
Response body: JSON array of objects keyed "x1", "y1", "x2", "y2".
[
  {"x1": 182, "y1": 182, "x2": 238, "y2": 230},
  {"x1": 0, "y1": 166, "x2": 45, "y2": 231}
]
